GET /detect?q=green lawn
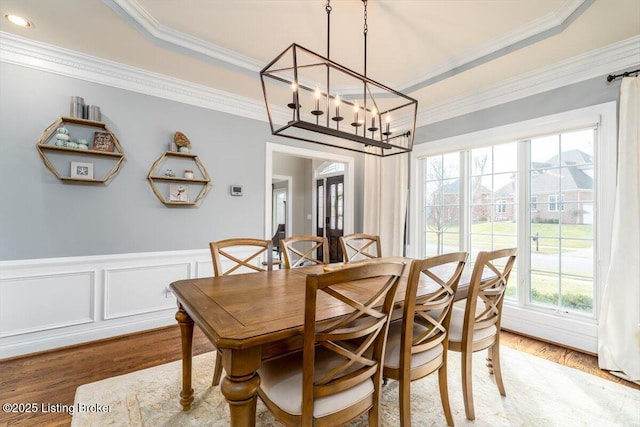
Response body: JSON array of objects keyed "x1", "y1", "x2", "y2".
[
  {"x1": 427, "y1": 222, "x2": 593, "y2": 254},
  {"x1": 426, "y1": 221, "x2": 594, "y2": 312}
]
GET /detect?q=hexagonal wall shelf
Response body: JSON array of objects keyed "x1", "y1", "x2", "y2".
[
  {"x1": 36, "y1": 117, "x2": 125, "y2": 184},
  {"x1": 147, "y1": 151, "x2": 211, "y2": 206}
]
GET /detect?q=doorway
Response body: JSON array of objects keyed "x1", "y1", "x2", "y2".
[
  {"x1": 265, "y1": 143, "x2": 355, "y2": 249},
  {"x1": 316, "y1": 174, "x2": 344, "y2": 263}
]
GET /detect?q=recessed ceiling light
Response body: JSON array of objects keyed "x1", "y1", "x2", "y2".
[{"x1": 4, "y1": 14, "x2": 33, "y2": 28}]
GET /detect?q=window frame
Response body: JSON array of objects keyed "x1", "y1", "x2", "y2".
[{"x1": 409, "y1": 102, "x2": 617, "y2": 353}]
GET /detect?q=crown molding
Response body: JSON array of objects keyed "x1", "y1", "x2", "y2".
[
  {"x1": 416, "y1": 35, "x2": 640, "y2": 126},
  {"x1": 103, "y1": 0, "x2": 590, "y2": 94},
  {"x1": 0, "y1": 31, "x2": 267, "y2": 122},
  {"x1": 1, "y1": 31, "x2": 638, "y2": 129},
  {"x1": 102, "y1": 0, "x2": 263, "y2": 73}
]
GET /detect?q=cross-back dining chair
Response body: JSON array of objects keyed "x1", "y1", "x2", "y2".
[
  {"x1": 383, "y1": 252, "x2": 468, "y2": 427},
  {"x1": 339, "y1": 233, "x2": 382, "y2": 262},
  {"x1": 280, "y1": 235, "x2": 329, "y2": 268},
  {"x1": 208, "y1": 237, "x2": 274, "y2": 386},
  {"x1": 447, "y1": 248, "x2": 518, "y2": 420},
  {"x1": 257, "y1": 261, "x2": 406, "y2": 426}
]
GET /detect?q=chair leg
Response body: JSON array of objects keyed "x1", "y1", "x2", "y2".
[
  {"x1": 491, "y1": 343, "x2": 506, "y2": 396},
  {"x1": 211, "y1": 350, "x2": 223, "y2": 386},
  {"x1": 438, "y1": 363, "x2": 453, "y2": 427},
  {"x1": 399, "y1": 378, "x2": 411, "y2": 427},
  {"x1": 461, "y1": 350, "x2": 475, "y2": 420},
  {"x1": 438, "y1": 365, "x2": 454, "y2": 426}
]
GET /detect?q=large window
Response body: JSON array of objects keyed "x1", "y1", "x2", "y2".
[{"x1": 411, "y1": 103, "x2": 616, "y2": 352}]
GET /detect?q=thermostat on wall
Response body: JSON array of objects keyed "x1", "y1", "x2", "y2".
[{"x1": 230, "y1": 185, "x2": 243, "y2": 196}]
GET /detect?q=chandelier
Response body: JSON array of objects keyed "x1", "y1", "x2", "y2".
[{"x1": 260, "y1": 0, "x2": 418, "y2": 157}]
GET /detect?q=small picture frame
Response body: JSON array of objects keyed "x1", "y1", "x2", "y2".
[
  {"x1": 169, "y1": 184, "x2": 189, "y2": 202},
  {"x1": 92, "y1": 132, "x2": 114, "y2": 152},
  {"x1": 70, "y1": 161, "x2": 94, "y2": 179}
]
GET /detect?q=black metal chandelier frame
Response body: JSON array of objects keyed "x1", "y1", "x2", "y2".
[{"x1": 260, "y1": 0, "x2": 418, "y2": 157}]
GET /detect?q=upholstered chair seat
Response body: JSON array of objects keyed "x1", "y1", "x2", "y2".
[
  {"x1": 259, "y1": 347, "x2": 374, "y2": 418},
  {"x1": 384, "y1": 321, "x2": 445, "y2": 370}
]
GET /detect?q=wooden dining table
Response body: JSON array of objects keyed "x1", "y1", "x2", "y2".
[{"x1": 169, "y1": 256, "x2": 472, "y2": 426}]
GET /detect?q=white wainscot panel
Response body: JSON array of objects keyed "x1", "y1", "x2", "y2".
[
  {"x1": 104, "y1": 263, "x2": 190, "y2": 319},
  {"x1": 0, "y1": 272, "x2": 94, "y2": 337}
]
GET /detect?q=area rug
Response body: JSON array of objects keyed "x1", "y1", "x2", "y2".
[{"x1": 72, "y1": 346, "x2": 639, "y2": 426}]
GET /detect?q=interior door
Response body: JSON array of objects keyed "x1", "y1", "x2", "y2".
[{"x1": 316, "y1": 175, "x2": 344, "y2": 262}]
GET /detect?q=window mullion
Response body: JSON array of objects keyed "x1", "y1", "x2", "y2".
[
  {"x1": 517, "y1": 139, "x2": 531, "y2": 307},
  {"x1": 460, "y1": 150, "x2": 470, "y2": 251}
]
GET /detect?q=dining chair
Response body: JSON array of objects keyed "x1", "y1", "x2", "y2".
[
  {"x1": 383, "y1": 252, "x2": 468, "y2": 427},
  {"x1": 447, "y1": 248, "x2": 518, "y2": 420},
  {"x1": 208, "y1": 237, "x2": 274, "y2": 385},
  {"x1": 339, "y1": 233, "x2": 382, "y2": 262},
  {"x1": 257, "y1": 261, "x2": 405, "y2": 426},
  {"x1": 280, "y1": 235, "x2": 329, "y2": 268}
]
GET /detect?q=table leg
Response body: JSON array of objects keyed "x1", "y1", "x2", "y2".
[
  {"x1": 176, "y1": 305, "x2": 194, "y2": 411},
  {"x1": 220, "y1": 347, "x2": 262, "y2": 426}
]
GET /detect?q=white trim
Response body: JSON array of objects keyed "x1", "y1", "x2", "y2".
[
  {"x1": 416, "y1": 35, "x2": 640, "y2": 126},
  {"x1": 0, "y1": 31, "x2": 267, "y2": 122},
  {"x1": 399, "y1": 0, "x2": 588, "y2": 91},
  {"x1": 265, "y1": 143, "x2": 355, "y2": 241},
  {"x1": 1, "y1": 32, "x2": 637, "y2": 128},
  {"x1": 106, "y1": 0, "x2": 588, "y2": 98},
  {"x1": 103, "y1": 0, "x2": 263, "y2": 73},
  {"x1": 409, "y1": 102, "x2": 617, "y2": 353},
  {"x1": 0, "y1": 249, "x2": 212, "y2": 358}
]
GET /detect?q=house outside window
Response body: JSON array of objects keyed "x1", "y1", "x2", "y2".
[
  {"x1": 410, "y1": 102, "x2": 616, "y2": 353},
  {"x1": 548, "y1": 194, "x2": 565, "y2": 212}
]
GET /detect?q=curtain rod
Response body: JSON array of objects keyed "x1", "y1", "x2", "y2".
[{"x1": 606, "y1": 68, "x2": 640, "y2": 82}]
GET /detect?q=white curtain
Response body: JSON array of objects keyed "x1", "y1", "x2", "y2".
[
  {"x1": 363, "y1": 152, "x2": 408, "y2": 257},
  {"x1": 598, "y1": 76, "x2": 640, "y2": 382}
]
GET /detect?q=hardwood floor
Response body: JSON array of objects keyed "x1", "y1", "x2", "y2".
[{"x1": 0, "y1": 326, "x2": 636, "y2": 427}]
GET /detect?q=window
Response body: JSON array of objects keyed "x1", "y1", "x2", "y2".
[
  {"x1": 411, "y1": 102, "x2": 617, "y2": 352},
  {"x1": 547, "y1": 194, "x2": 565, "y2": 212}
]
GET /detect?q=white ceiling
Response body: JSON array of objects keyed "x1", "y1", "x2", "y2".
[{"x1": 1, "y1": 0, "x2": 639, "y2": 113}]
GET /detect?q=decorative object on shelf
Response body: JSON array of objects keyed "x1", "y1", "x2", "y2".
[
  {"x1": 55, "y1": 126, "x2": 70, "y2": 147},
  {"x1": 92, "y1": 132, "x2": 114, "y2": 152},
  {"x1": 76, "y1": 138, "x2": 89, "y2": 150},
  {"x1": 36, "y1": 116, "x2": 125, "y2": 184},
  {"x1": 147, "y1": 149, "x2": 211, "y2": 207},
  {"x1": 169, "y1": 184, "x2": 189, "y2": 202},
  {"x1": 87, "y1": 105, "x2": 101, "y2": 121},
  {"x1": 70, "y1": 161, "x2": 94, "y2": 179},
  {"x1": 70, "y1": 96, "x2": 84, "y2": 118},
  {"x1": 174, "y1": 131, "x2": 191, "y2": 153},
  {"x1": 260, "y1": 0, "x2": 417, "y2": 157},
  {"x1": 168, "y1": 142, "x2": 178, "y2": 152}
]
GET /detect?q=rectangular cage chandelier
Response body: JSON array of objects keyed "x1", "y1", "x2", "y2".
[{"x1": 260, "y1": 1, "x2": 418, "y2": 157}]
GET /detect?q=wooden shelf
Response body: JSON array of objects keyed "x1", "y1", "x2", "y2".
[
  {"x1": 147, "y1": 150, "x2": 211, "y2": 207},
  {"x1": 149, "y1": 176, "x2": 209, "y2": 184},
  {"x1": 38, "y1": 144, "x2": 124, "y2": 158},
  {"x1": 36, "y1": 117, "x2": 126, "y2": 184}
]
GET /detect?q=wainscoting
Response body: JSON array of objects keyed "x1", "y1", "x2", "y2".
[{"x1": 0, "y1": 248, "x2": 265, "y2": 359}]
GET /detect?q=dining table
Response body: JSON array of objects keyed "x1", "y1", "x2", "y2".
[{"x1": 169, "y1": 256, "x2": 473, "y2": 426}]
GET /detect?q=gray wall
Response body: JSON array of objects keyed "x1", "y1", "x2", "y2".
[
  {"x1": 414, "y1": 73, "x2": 627, "y2": 144},
  {"x1": 272, "y1": 153, "x2": 313, "y2": 236}
]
